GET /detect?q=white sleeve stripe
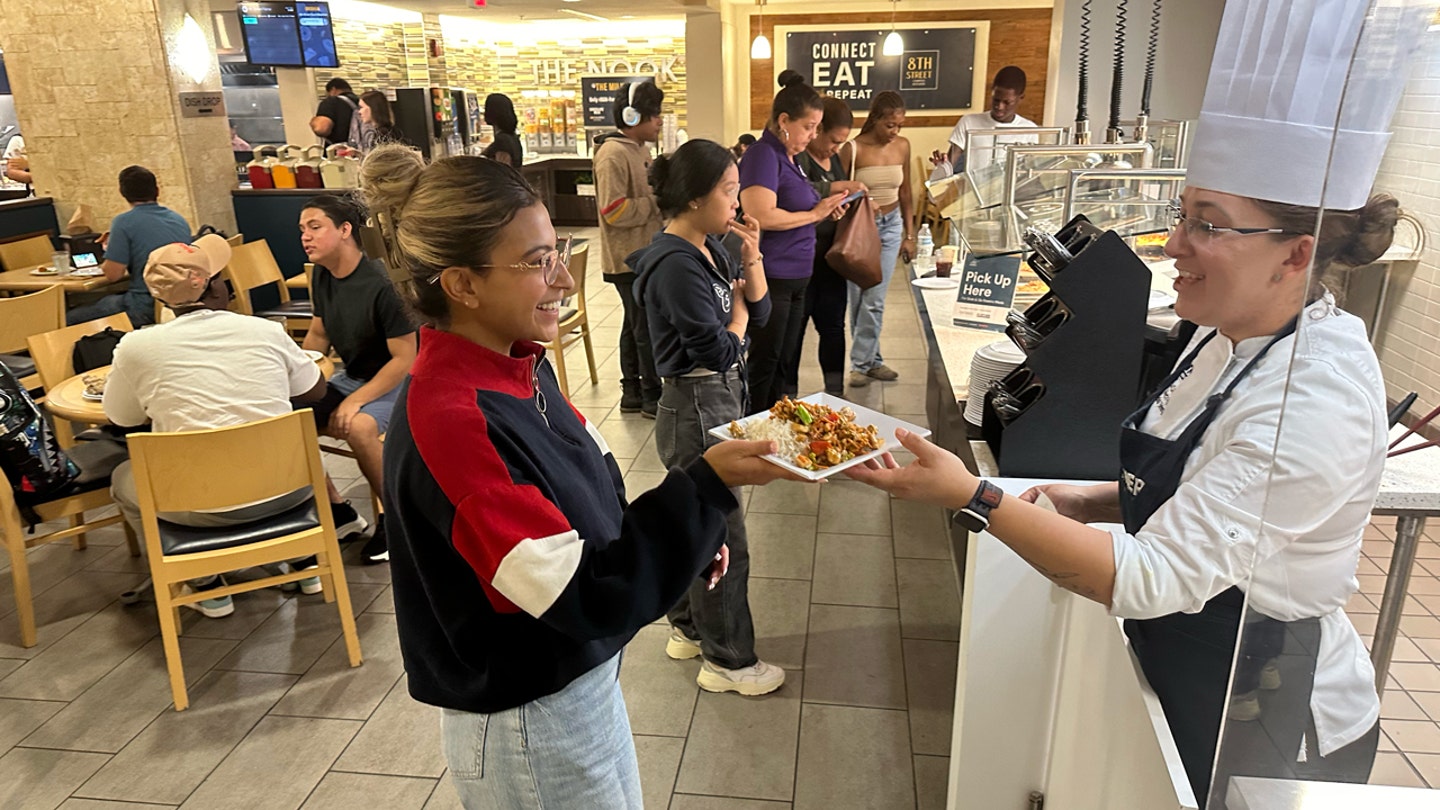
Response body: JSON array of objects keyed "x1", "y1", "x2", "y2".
[
  {"x1": 583, "y1": 419, "x2": 613, "y2": 458},
  {"x1": 491, "y1": 530, "x2": 585, "y2": 618}
]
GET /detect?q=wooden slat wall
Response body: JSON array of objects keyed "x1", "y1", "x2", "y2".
[{"x1": 749, "y1": 8, "x2": 1052, "y2": 129}]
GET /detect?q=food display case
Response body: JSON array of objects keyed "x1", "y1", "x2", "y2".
[
  {"x1": 1118, "y1": 119, "x2": 1193, "y2": 170},
  {"x1": 1063, "y1": 168, "x2": 1187, "y2": 243}
]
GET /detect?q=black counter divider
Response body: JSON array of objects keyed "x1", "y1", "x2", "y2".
[
  {"x1": 981, "y1": 220, "x2": 1151, "y2": 480},
  {"x1": 0, "y1": 197, "x2": 59, "y2": 244}
]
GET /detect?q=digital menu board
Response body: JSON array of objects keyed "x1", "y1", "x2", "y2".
[{"x1": 239, "y1": 1, "x2": 339, "y2": 68}]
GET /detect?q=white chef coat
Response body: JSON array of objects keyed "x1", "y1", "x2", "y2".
[{"x1": 1107, "y1": 293, "x2": 1384, "y2": 756}]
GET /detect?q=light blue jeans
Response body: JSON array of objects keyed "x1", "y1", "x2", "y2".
[
  {"x1": 849, "y1": 207, "x2": 903, "y2": 372},
  {"x1": 440, "y1": 654, "x2": 642, "y2": 809}
]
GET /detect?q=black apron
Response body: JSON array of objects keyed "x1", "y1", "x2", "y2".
[{"x1": 1118, "y1": 321, "x2": 1306, "y2": 806}]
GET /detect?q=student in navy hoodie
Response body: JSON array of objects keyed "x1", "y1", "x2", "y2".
[
  {"x1": 630, "y1": 139, "x2": 784, "y2": 696},
  {"x1": 359, "y1": 143, "x2": 800, "y2": 810}
]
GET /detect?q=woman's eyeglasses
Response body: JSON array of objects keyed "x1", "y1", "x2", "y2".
[
  {"x1": 1168, "y1": 201, "x2": 1304, "y2": 240},
  {"x1": 429, "y1": 235, "x2": 573, "y2": 286}
]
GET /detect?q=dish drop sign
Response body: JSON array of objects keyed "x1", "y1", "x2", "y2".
[{"x1": 952, "y1": 254, "x2": 1020, "y2": 331}]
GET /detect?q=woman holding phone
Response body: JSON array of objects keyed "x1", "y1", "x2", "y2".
[
  {"x1": 797, "y1": 96, "x2": 866, "y2": 396},
  {"x1": 739, "y1": 70, "x2": 847, "y2": 406},
  {"x1": 632, "y1": 139, "x2": 784, "y2": 696}
]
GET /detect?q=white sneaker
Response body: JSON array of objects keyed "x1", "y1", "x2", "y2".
[
  {"x1": 696, "y1": 659, "x2": 786, "y2": 696},
  {"x1": 665, "y1": 629, "x2": 702, "y2": 660},
  {"x1": 1229, "y1": 690, "x2": 1261, "y2": 722},
  {"x1": 178, "y1": 583, "x2": 234, "y2": 619},
  {"x1": 1259, "y1": 662, "x2": 1282, "y2": 691}
]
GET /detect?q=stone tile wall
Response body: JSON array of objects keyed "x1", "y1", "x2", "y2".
[
  {"x1": 311, "y1": 18, "x2": 411, "y2": 95},
  {"x1": 0, "y1": 0, "x2": 235, "y2": 232}
]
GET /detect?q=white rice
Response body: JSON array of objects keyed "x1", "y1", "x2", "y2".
[{"x1": 733, "y1": 415, "x2": 805, "y2": 458}]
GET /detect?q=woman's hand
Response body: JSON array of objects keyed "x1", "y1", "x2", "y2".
[
  {"x1": 830, "y1": 180, "x2": 868, "y2": 196},
  {"x1": 831, "y1": 203, "x2": 850, "y2": 221},
  {"x1": 811, "y1": 191, "x2": 848, "y2": 223},
  {"x1": 844, "y1": 428, "x2": 974, "y2": 509},
  {"x1": 703, "y1": 439, "x2": 811, "y2": 487},
  {"x1": 928, "y1": 149, "x2": 949, "y2": 168},
  {"x1": 727, "y1": 213, "x2": 763, "y2": 264},
  {"x1": 900, "y1": 235, "x2": 917, "y2": 263},
  {"x1": 1019, "y1": 483, "x2": 1120, "y2": 524},
  {"x1": 705, "y1": 545, "x2": 730, "y2": 591}
]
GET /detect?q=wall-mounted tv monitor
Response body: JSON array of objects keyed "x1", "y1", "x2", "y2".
[{"x1": 239, "y1": 1, "x2": 339, "y2": 69}]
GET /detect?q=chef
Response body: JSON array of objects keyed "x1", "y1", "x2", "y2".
[{"x1": 847, "y1": 1, "x2": 1429, "y2": 805}]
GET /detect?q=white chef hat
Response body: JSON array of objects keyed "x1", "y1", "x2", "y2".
[{"x1": 1186, "y1": 0, "x2": 1431, "y2": 210}]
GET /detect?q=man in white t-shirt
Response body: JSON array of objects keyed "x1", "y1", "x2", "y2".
[
  {"x1": 3, "y1": 133, "x2": 31, "y2": 187},
  {"x1": 929, "y1": 66, "x2": 1038, "y2": 181},
  {"x1": 104, "y1": 234, "x2": 330, "y2": 618}
]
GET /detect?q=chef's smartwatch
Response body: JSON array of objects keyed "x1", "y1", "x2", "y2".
[{"x1": 952, "y1": 480, "x2": 1004, "y2": 533}]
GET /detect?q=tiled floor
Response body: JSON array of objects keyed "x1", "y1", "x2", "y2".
[{"x1": 0, "y1": 235, "x2": 959, "y2": 810}]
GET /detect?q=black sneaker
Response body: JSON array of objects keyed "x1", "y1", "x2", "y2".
[
  {"x1": 641, "y1": 398, "x2": 658, "y2": 420},
  {"x1": 361, "y1": 523, "x2": 389, "y2": 565},
  {"x1": 619, "y1": 382, "x2": 643, "y2": 413},
  {"x1": 330, "y1": 501, "x2": 369, "y2": 541}
]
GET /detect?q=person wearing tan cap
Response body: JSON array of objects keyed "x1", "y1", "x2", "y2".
[{"x1": 104, "y1": 235, "x2": 330, "y2": 618}]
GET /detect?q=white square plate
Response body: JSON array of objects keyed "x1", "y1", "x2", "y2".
[{"x1": 707, "y1": 393, "x2": 931, "y2": 481}]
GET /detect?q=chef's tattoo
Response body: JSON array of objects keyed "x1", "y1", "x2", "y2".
[{"x1": 1019, "y1": 556, "x2": 1101, "y2": 600}]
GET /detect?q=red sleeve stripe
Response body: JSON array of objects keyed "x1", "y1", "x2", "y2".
[{"x1": 601, "y1": 198, "x2": 629, "y2": 224}]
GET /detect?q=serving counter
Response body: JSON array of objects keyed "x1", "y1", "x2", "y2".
[{"x1": 520, "y1": 155, "x2": 597, "y2": 227}]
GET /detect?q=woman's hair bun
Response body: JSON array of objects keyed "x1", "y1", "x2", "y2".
[
  {"x1": 778, "y1": 69, "x2": 805, "y2": 89},
  {"x1": 360, "y1": 143, "x2": 425, "y2": 220},
  {"x1": 648, "y1": 153, "x2": 672, "y2": 197},
  {"x1": 1337, "y1": 194, "x2": 1400, "y2": 269}
]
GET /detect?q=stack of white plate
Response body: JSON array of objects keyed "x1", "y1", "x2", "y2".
[{"x1": 965, "y1": 340, "x2": 1027, "y2": 426}]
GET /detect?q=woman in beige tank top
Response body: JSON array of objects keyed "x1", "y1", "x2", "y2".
[{"x1": 839, "y1": 91, "x2": 915, "y2": 387}]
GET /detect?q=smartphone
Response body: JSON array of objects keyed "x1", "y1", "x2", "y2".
[{"x1": 842, "y1": 189, "x2": 866, "y2": 205}]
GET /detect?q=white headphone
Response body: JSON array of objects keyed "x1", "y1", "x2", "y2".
[{"x1": 621, "y1": 82, "x2": 643, "y2": 128}]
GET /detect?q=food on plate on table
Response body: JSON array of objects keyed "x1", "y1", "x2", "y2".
[
  {"x1": 82, "y1": 373, "x2": 107, "y2": 397},
  {"x1": 728, "y1": 396, "x2": 884, "y2": 471}
]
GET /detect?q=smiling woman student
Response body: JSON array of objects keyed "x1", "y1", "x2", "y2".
[{"x1": 358, "y1": 144, "x2": 800, "y2": 810}]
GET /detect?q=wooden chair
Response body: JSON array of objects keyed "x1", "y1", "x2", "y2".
[
  {"x1": 225, "y1": 233, "x2": 244, "y2": 247},
  {"x1": 916, "y1": 155, "x2": 946, "y2": 236},
  {"x1": 3, "y1": 463, "x2": 129, "y2": 648},
  {"x1": 0, "y1": 285, "x2": 65, "y2": 389},
  {"x1": 223, "y1": 239, "x2": 312, "y2": 336},
  {"x1": 27, "y1": 313, "x2": 134, "y2": 445},
  {"x1": 0, "y1": 234, "x2": 56, "y2": 271},
  {"x1": 545, "y1": 244, "x2": 597, "y2": 395},
  {"x1": 126, "y1": 411, "x2": 363, "y2": 710}
]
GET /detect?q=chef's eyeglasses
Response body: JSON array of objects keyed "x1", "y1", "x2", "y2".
[
  {"x1": 430, "y1": 235, "x2": 573, "y2": 287},
  {"x1": 1168, "y1": 201, "x2": 1305, "y2": 241},
  {"x1": 1005, "y1": 295, "x2": 1071, "y2": 353}
]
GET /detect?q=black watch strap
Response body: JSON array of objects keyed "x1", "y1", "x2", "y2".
[{"x1": 952, "y1": 480, "x2": 1004, "y2": 533}]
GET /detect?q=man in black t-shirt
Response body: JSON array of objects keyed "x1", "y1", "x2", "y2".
[
  {"x1": 300, "y1": 196, "x2": 418, "y2": 564},
  {"x1": 310, "y1": 78, "x2": 360, "y2": 147}
]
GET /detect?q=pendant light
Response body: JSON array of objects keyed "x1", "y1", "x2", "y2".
[
  {"x1": 882, "y1": 0, "x2": 903, "y2": 56},
  {"x1": 751, "y1": 0, "x2": 772, "y2": 60}
]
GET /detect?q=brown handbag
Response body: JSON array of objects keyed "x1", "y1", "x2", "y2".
[{"x1": 825, "y1": 144, "x2": 883, "y2": 289}]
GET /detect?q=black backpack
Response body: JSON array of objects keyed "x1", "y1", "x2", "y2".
[
  {"x1": 0, "y1": 361, "x2": 78, "y2": 502},
  {"x1": 72, "y1": 327, "x2": 126, "y2": 373}
]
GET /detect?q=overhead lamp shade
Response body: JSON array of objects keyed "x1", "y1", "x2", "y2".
[
  {"x1": 751, "y1": 34, "x2": 772, "y2": 59},
  {"x1": 882, "y1": 30, "x2": 904, "y2": 57}
]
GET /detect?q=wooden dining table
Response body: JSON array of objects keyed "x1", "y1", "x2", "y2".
[
  {"x1": 45, "y1": 353, "x2": 336, "y2": 425},
  {"x1": 0, "y1": 264, "x2": 126, "y2": 295}
]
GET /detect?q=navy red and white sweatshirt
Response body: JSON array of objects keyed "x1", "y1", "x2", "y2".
[
  {"x1": 383, "y1": 327, "x2": 738, "y2": 713},
  {"x1": 629, "y1": 232, "x2": 772, "y2": 378}
]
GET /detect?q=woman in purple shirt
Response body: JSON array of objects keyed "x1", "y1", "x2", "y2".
[{"x1": 739, "y1": 71, "x2": 847, "y2": 407}]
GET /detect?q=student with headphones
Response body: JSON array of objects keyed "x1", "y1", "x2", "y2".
[{"x1": 594, "y1": 80, "x2": 666, "y2": 417}]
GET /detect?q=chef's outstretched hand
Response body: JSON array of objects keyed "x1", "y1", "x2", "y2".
[{"x1": 845, "y1": 428, "x2": 975, "y2": 509}]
